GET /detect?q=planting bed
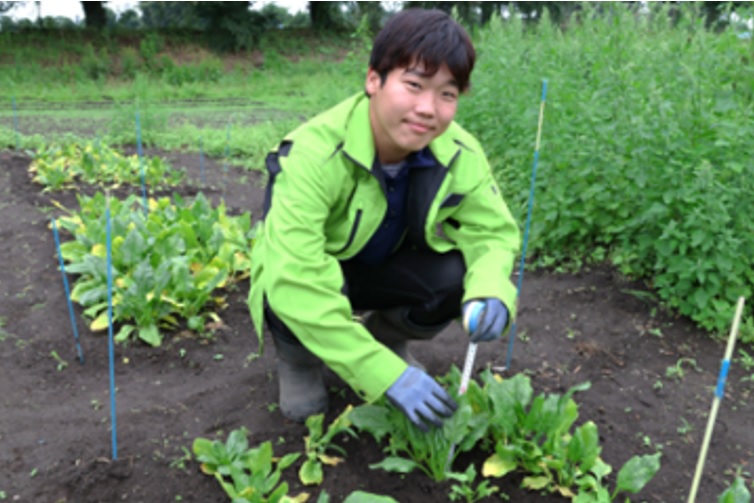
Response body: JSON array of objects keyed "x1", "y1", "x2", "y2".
[{"x1": 0, "y1": 148, "x2": 752, "y2": 502}]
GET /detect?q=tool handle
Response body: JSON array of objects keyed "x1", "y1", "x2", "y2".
[{"x1": 459, "y1": 342, "x2": 478, "y2": 395}]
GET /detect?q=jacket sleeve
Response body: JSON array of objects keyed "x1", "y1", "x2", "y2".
[
  {"x1": 261, "y1": 150, "x2": 407, "y2": 402},
  {"x1": 443, "y1": 148, "x2": 521, "y2": 319}
]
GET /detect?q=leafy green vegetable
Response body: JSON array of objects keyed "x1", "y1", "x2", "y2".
[
  {"x1": 30, "y1": 141, "x2": 184, "y2": 191},
  {"x1": 192, "y1": 428, "x2": 306, "y2": 503},
  {"x1": 349, "y1": 370, "x2": 485, "y2": 482},
  {"x1": 299, "y1": 407, "x2": 357, "y2": 486},
  {"x1": 351, "y1": 366, "x2": 660, "y2": 500},
  {"x1": 57, "y1": 191, "x2": 254, "y2": 346},
  {"x1": 718, "y1": 476, "x2": 752, "y2": 503}
]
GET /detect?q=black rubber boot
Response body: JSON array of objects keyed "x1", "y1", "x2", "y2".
[
  {"x1": 271, "y1": 332, "x2": 328, "y2": 423},
  {"x1": 363, "y1": 308, "x2": 449, "y2": 371}
]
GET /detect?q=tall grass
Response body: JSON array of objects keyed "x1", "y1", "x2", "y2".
[{"x1": 460, "y1": 3, "x2": 754, "y2": 339}]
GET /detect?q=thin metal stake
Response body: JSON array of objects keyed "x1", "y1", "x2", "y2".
[
  {"x1": 687, "y1": 297, "x2": 746, "y2": 503},
  {"x1": 105, "y1": 191, "x2": 118, "y2": 460},
  {"x1": 135, "y1": 111, "x2": 147, "y2": 215},
  {"x1": 12, "y1": 97, "x2": 20, "y2": 150},
  {"x1": 504, "y1": 79, "x2": 548, "y2": 372},
  {"x1": 199, "y1": 135, "x2": 205, "y2": 185},
  {"x1": 51, "y1": 218, "x2": 84, "y2": 364}
]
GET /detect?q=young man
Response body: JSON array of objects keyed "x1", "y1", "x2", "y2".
[{"x1": 248, "y1": 9, "x2": 520, "y2": 431}]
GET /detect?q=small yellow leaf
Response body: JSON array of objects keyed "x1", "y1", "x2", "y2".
[
  {"x1": 50, "y1": 199, "x2": 71, "y2": 213},
  {"x1": 90, "y1": 312, "x2": 109, "y2": 332},
  {"x1": 284, "y1": 493, "x2": 311, "y2": 503},
  {"x1": 522, "y1": 475, "x2": 551, "y2": 490},
  {"x1": 557, "y1": 486, "x2": 575, "y2": 497},
  {"x1": 91, "y1": 243, "x2": 106, "y2": 258},
  {"x1": 317, "y1": 454, "x2": 344, "y2": 467},
  {"x1": 482, "y1": 453, "x2": 517, "y2": 478}
]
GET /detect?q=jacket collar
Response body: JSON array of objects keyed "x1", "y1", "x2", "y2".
[{"x1": 342, "y1": 93, "x2": 461, "y2": 171}]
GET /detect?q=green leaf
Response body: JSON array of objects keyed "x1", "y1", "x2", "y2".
[
  {"x1": 718, "y1": 477, "x2": 751, "y2": 503},
  {"x1": 299, "y1": 458, "x2": 323, "y2": 486},
  {"x1": 138, "y1": 324, "x2": 161, "y2": 346},
  {"x1": 369, "y1": 456, "x2": 420, "y2": 474},
  {"x1": 343, "y1": 491, "x2": 400, "y2": 503},
  {"x1": 225, "y1": 428, "x2": 250, "y2": 459},
  {"x1": 277, "y1": 452, "x2": 301, "y2": 472},
  {"x1": 522, "y1": 475, "x2": 551, "y2": 490},
  {"x1": 114, "y1": 324, "x2": 135, "y2": 343},
  {"x1": 567, "y1": 421, "x2": 601, "y2": 472},
  {"x1": 349, "y1": 405, "x2": 393, "y2": 442},
  {"x1": 615, "y1": 452, "x2": 661, "y2": 495}
]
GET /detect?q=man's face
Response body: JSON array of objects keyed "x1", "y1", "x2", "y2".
[{"x1": 366, "y1": 61, "x2": 460, "y2": 164}]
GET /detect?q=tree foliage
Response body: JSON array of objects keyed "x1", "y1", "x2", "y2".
[
  {"x1": 81, "y1": 1, "x2": 106, "y2": 29},
  {"x1": 0, "y1": 1, "x2": 16, "y2": 14}
]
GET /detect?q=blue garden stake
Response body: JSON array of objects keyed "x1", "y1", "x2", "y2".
[
  {"x1": 199, "y1": 135, "x2": 206, "y2": 185},
  {"x1": 223, "y1": 121, "x2": 231, "y2": 181},
  {"x1": 135, "y1": 111, "x2": 148, "y2": 215},
  {"x1": 12, "y1": 97, "x2": 20, "y2": 150},
  {"x1": 51, "y1": 218, "x2": 84, "y2": 364},
  {"x1": 504, "y1": 79, "x2": 548, "y2": 372},
  {"x1": 105, "y1": 192, "x2": 118, "y2": 460}
]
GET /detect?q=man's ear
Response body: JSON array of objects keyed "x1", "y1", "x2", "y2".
[{"x1": 365, "y1": 67, "x2": 381, "y2": 97}]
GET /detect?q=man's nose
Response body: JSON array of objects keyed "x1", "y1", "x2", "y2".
[{"x1": 414, "y1": 91, "x2": 435, "y2": 117}]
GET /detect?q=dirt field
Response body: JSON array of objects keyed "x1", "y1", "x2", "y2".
[{"x1": 1, "y1": 148, "x2": 751, "y2": 502}]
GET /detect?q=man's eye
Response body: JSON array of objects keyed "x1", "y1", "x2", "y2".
[{"x1": 406, "y1": 81, "x2": 421, "y2": 90}]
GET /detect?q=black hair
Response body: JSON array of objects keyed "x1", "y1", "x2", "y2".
[{"x1": 369, "y1": 9, "x2": 476, "y2": 92}]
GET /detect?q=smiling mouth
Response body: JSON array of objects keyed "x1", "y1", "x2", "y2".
[{"x1": 406, "y1": 121, "x2": 432, "y2": 134}]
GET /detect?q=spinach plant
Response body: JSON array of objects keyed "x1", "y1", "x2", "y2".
[
  {"x1": 299, "y1": 407, "x2": 357, "y2": 486},
  {"x1": 349, "y1": 367, "x2": 487, "y2": 482},
  {"x1": 30, "y1": 141, "x2": 184, "y2": 191},
  {"x1": 57, "y1": 192, "x2": 254, "y2": 345},
  {"x1": 192, "y1": 428, "x2": 304, "y2": 503},
  {"x1": 447, "y1": 464, "x2": 503, "y2": 503},
  {"x1": 479, "y1": 370, "x2": 661, "y2": 500}
]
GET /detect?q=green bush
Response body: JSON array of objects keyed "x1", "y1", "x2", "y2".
[
  {"x1": 80, "y1": 43, "x2": 109, "y2": 80},
  {"x1": 460, "y1": 3, "x2": 754, "y2": 340}
]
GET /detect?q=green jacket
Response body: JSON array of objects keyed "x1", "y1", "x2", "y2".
[{"x1": 248, "y1": 93, "x2": 520, "y2": 402}]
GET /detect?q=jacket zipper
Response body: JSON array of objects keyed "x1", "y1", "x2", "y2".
[{"x1": 332, "y1": 208, "x2": 362, "y2": 255}]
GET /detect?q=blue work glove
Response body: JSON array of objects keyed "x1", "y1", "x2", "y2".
[
  {"x1": 386, "y1": 366, "x2": 458, "y2": 432},
  {"x1": 462, "y1": 298, "x2": 509, "y2": 343}
]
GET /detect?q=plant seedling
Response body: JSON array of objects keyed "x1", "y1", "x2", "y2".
[
  {"x1": 299, "y1": 407, "x2": 357, "y2": 486},
  {"x1": 447, "y1": 464, "x2": 502, "y2": 503},
  {"x1": 192, "y1": 427, "x2": 304, "y2": 502},
  {"x1": 666, "y1": 357, "x2": 699, "y2": 380},
  {"x1": 50, "y1": 350, "x2": 68, "y2": 371}
]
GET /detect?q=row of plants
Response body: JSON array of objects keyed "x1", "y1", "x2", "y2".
[
  {"x1": 193, "y1": 369, "x2": 665, "y2": 502},
  {"x1": 55, "y1": 191, "x2": 254, "y2": 346},
  {"x1": 459, "y1": 2, "x2": 754, "y2": 341},
  {"x1": 29, "y1": 140, "x2": 184, "y2": 191}
]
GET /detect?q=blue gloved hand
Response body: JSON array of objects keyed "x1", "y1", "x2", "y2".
[
  {"x1": 386, "y1": 366, "x2": 457, "y2": 432},
  {"x1": 462, "y1": 298, "x2": 509, "y2": 343}
]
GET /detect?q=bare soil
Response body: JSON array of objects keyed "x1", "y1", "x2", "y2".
[{"x1": 1, "y1": 148, "x2": 752, "y2": 503}]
